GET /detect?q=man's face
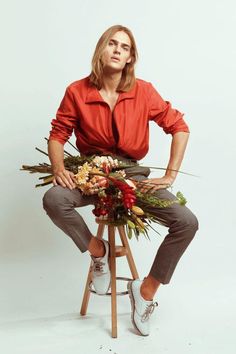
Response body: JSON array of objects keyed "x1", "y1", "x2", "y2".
[{"x1": 101, "y1": 31, "x2": 132, "y2": 72}]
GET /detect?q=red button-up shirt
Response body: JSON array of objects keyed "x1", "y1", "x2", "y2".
[{"x1": 49, "y1": 76, "x2": 189, "y2": 160}]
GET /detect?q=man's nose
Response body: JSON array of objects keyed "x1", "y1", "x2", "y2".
[{"x1": 114, "y1": 46, "x2": 121, "y2": 54}]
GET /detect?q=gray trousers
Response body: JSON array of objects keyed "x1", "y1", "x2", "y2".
[{"x1": 42, "y1": 173, "x2": 199, "y2": 285}]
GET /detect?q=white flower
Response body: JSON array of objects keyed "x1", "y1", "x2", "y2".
[
  {"x1": 92, "y1": 156, "x2": 102, "y2": 167},
  {"x1": 92, "y1": 155, "x2": 119, "y2": 169}
]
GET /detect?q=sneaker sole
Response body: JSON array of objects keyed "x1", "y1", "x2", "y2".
[{"x1": 127, "y1": 280, "x2": 149, "y2": 336}]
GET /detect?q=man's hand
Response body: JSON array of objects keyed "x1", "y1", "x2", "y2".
[
  {"x1": 53, "y1": 168, "x2": 76, "y2": 190},
  {"x1": 138, "y1": 176, "x2": 175, "y2": 193},
  {"x1": 48, "y1": 140, "x2": 76, "y2": 190}
]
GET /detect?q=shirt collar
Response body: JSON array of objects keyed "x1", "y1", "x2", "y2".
[{"x1": 85, "y1": 80, "x2": 137, "y2": 104}]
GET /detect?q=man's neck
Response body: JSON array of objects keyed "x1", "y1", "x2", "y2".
[{"x1": 101, "y1": 71, "x2": 122, "y2": 94}]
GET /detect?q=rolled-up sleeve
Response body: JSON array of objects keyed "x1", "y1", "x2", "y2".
[
  {"x1": 148, "y1": 83, "x2": 190, "y2": 135},
  {"x1": 49, "y1": 86, "x2": 78, "y2": 145}
]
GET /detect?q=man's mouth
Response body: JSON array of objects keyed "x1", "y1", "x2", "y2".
[{"x1": 111, "y1": 57, "x2": 120, "y2": 62}]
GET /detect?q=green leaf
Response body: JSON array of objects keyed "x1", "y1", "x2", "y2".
[{"x1": 176, "y1": 191, "x2": 187, "y2": 205}]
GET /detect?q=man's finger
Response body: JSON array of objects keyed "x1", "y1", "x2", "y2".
[
  {"x1": 68, "y1": 176, "x2": 76, "y2": 189},
  {"x1": 64, "y1": 178, "x2": 74, "y2": 190},
  {"x1": 62, "y1": 172, "x2": 76, "y2": 189},
  {"x1": 53, "y1": 178, "x2": 58, "y2": 186},
  {"x1": 141, "y1": 182, "x2": 153, "y2": 193},
  {"x1": 154, "y1": 184, "x2": 169, "y2": 190},
  {"x1": 56, "y1": 176, "x2": 66, "y2": 188}
]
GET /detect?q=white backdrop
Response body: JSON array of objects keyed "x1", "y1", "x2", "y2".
[{"x1": 0, "y1": 0, "x2": 235, "y2": 353}]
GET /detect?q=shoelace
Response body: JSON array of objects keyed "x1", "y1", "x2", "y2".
[
  {"x1": 141, "y1": 301, "x2": 158, "y2": 322},
  {"x1": 92, "y1": 259, "x2": 105, "y2": 274}
]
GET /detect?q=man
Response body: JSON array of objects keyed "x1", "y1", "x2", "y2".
[{"x1": 43, "y1": 24, "x2": 199, "y2": 336}]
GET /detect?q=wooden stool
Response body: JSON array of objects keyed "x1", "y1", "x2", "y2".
[{"x1": 80, "y1": 218, "x2": 139, "y2": 338}]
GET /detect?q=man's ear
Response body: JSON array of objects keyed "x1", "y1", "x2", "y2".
[{"x1": 126, "y1": 56, "x2": 132, "y2": 64}]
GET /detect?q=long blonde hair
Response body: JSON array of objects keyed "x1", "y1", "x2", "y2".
[{"x1": 89, "y1": 25, "x2": 138, "y2": 92}]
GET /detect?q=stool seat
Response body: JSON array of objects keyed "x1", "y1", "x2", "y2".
[{"x1": 80, "y1": 218, "x2": 139, "y2": 338}]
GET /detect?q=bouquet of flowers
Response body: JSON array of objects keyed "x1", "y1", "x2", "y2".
[{"x1": 21, "y1": 139, "x2": 189, "y2": 240}]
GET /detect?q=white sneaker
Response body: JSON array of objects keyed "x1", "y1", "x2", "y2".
[
  {"x1": 90, "y1": 239, "x2": 111, "y2": 295},
  {"x1": 127, "y1": 279, "x2": 158, "y2": 336}
]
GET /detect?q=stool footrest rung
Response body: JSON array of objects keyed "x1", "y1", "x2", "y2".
[{"x1": 114, "y1": 245, "x2": 127, "y2": 257}]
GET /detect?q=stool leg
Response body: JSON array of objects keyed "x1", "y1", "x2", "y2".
[
  {"x1": 108, "y1": 226, "x2": 117, "y2": 338},
  {"x1": 80, "y1": 224, "x2": 105, "y2": 316},
  {"x1": 80, "y1": 264, "x2": 92, "y2": 316},
  {"x1": 118, "y1": 226, "x2": 139, "y2": 279}
]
